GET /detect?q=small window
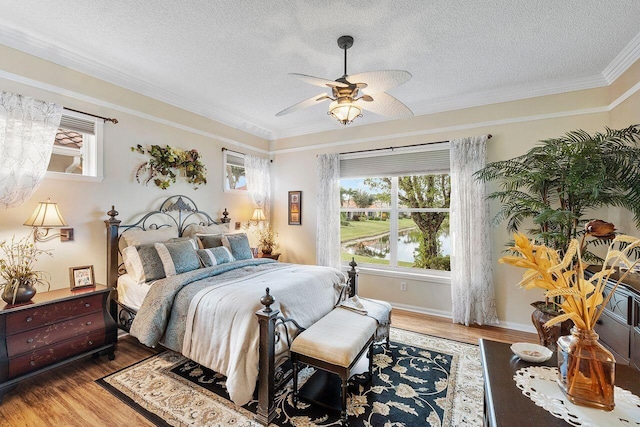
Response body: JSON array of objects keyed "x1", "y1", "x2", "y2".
[
  {"x1": 223, "y1": 151, "x2": 247, "y2": 192},
  {"x1": 46, "y1": 109, "x2": 103, "y2": 180}
]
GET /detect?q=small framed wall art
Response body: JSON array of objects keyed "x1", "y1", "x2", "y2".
[
  {"x1": 288, "y1": 191, "x2": 302, "y2": 225},
  {"x1": 69, "y1": 265, "x2": 96, "y2": 290}
]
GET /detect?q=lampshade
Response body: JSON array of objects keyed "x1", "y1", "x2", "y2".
[
  {"x1": 24, "y1": 199, "x2": 68, "y2": 228},
  {"x1": 329, "y1": 100, "x2": 362, "y2": 125},
  {"x1": 250, "y1": 207, "x2": 266, "y2": 222}
]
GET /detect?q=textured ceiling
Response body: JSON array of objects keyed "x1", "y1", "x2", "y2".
[{"x1": 1, "y1": 1, "x2": 639, "y2": 140}]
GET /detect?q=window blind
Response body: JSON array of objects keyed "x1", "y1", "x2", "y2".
[
  {"x1": 340, "y1": 144, "x2": 450, "y2": 178},
  {"x1": 59, "y1": 113, "x2": 96, "y2": 135}
]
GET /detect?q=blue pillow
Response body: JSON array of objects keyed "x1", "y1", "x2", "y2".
[
  {"x1": 222, "y1": 233, "x2": 254, "y2": 260},
  {"x1": 197, "y1": 247, "x2": 235, "y2": 267},
  {"x1": 154, "y1": 239, "x2": 200, "y2": 276}
]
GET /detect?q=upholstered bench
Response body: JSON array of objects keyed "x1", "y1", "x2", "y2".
[{"x1": 291, "y1": 307, "x2": 378, "y2": 425}]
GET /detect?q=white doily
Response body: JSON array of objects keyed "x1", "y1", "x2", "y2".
[{"x1": 513, "y1": 366, "x2": 640, "y2": 426}]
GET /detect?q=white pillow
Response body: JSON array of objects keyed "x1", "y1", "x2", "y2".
[
  {"x1": 183, "y1": 223, "x2": 230, "y2": 237},
  {"x1": 122, "y1": 227, "x2": 178, "y2": 247}
]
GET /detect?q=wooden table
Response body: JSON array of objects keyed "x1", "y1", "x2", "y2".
[{"x1": 480, "y1": 338, "x2": 640, "y2": 426}]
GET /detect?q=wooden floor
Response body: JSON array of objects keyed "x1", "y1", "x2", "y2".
[{"x1": 0, "y1": 309, "x2": 537, "y2": 427}]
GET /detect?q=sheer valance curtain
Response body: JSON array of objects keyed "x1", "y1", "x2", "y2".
[
  {"x1": 244, "y1": 154, "x2": 271, "y2": 220},
  {"x1": 0, "y1": 91, "x2": 62, "y2": 208},
  {"x1": 450, "y1": 135, "x2": 498, "y2": 326},
  {"x1": 316, "y1": 153, "x2": 341, "y2": 268}
]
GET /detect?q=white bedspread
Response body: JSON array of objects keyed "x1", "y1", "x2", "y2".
[{"x1": 181, "y1": 264, "x2": 345, "y2": 406}]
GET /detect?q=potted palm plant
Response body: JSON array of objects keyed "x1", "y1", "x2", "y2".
[{"x1": 475, "y1": 125, "x2": 640, "y2": 346}]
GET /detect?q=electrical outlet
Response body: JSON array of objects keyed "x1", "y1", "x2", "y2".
[{"x1": 400, "y1": 282, "x2": 407, "y2": 291}]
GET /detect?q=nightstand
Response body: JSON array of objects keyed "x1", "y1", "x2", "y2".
[
  {"x1": 0, "y1": 285, "x2": 117, "y2": 403},
  {"x1": 258, "y1": 253, "x2": 280, "y2": 260}
]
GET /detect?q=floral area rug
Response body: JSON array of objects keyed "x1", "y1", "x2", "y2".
[{"x1": 97, "y1": 329, "x2": 483, "y2": 426}]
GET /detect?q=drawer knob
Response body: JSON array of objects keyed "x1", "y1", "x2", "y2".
[
  {"x1": 596, "y1": 319, "x2": 603, "y2": 325},
  {"x1": 29, "y1": 361, "x2": 36, "y2": 366},
  {"x1": 88, "y1": 340, "x2": 94, "y2": 346},
  {"x1": 85, "y1": 303, "x2": 91, "y2": 308},
  {"x1": 86, "y1": 321, "x2": 92, "y2": 326},
  {"x1": 26, "y1": 316, "x2": 33, "y2": 322},
  {"x1": 27, "y1": 338, "x2": 34, "y2": 343}
]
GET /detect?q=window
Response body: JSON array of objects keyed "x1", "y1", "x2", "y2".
[
  {"x1": 46, "y1": 109, "x2": 103, "y2": 180},
  {"x1": 223, "y1": 150, "x2": 247, "y2": 192},
  {"x1": 339, "y1": 144, "x2": 451, "y2": 272}
]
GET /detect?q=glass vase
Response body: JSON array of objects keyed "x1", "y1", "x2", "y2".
[{"x1": 557, "y1": 327, "x2": 615, "y2": 411}]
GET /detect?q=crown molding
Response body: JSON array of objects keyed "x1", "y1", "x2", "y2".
[
  {"x1": 1, "y1": 26, "x2": 637, "y2": 143},
  {"x1": 0, "y1": 27, "x2": 275, "y2": 140},
  {"x1": 602, "y1": 30, "x2": 640, "y2": 84},
  {"x1": 270, "y1": 74, "x2": 609, "y2": 140},
  {"x1": 272, "y1": 106, "x2": 609, "y2": 155},
  {"x1": 411, "y1": 74, "x2": 608, "y2": 117},
  {"x1": 0, "y1": 69, "x2": 270, "y2": 155}
]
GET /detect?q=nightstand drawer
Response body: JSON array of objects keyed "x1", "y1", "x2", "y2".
[
  {"x1": 5, "y1": 294, "x2": 103, "y2": 333},
  {"x1": 7, "y1": 312, "x2": 106, "y2": 357},
  {"x1": 8, "y1": 329, "x2": 106, "y2": 379}
]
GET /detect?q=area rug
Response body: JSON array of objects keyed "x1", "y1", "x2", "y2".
[{"x1": 97, "y1": 329, "x2": 483, "y2": 426}]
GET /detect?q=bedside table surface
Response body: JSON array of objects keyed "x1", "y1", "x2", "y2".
[{"x1": 0, "y1": 285, "x2": 108, "y2": 313}]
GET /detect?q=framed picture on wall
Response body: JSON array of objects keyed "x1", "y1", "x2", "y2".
[
  {"x1": 69, "y1": 265, "x2": 96, "y2": 290},
  {"x1": 288, "y1": 191, "x2": 302, "y2": 225}
]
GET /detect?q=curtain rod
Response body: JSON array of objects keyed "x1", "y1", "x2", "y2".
[
  {"x1": 339, "y1": 134, "x2": 492, "y2": 156},
  {"x1": 64, "y1": 107, "x2": 118, "y2": 124},
  {"x1": 222, "y1": 147, "x2": 273, "y2": 162}
]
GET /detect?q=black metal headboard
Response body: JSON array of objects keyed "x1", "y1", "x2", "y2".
[{"x1": 104, "y1": 195, "x2": 229, "y2": 292}]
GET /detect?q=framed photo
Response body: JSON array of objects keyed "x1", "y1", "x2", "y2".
[
  {"x1": 69, "y1": 265, "x2": 95, "y2": 290},
  {"x1": 288, "y1": 191, "x2": 302, "y2": 225}
]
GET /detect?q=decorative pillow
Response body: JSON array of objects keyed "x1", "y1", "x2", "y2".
[
  {"x1": 197, "y1": 247, "x2": 235, "y2": 267},
  {"x1": 122, "y1": 227, "x2": 178, "y2": 247},
  {"x1": 197, "y1": 234, "x2": 224, "y2": 249},
  {"x1": 122, "y1": 244, "x2": 166, "y2": 283},
  {"x1": 183, "y1": 223, "x2": 230, "y2": 237},
  {"x1": 154, "y1": 239, "x2": 200, "y2": 277},
  {"x1": 221, "y1": 233, "x2": 254, "y2": 260},
  {"x1": 122, "y1": 237, "x2": 199, "y2": 283}
]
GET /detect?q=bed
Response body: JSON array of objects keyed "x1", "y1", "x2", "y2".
[{"x1": 104, "y1": 195, "x2": 357, "y2": 424}]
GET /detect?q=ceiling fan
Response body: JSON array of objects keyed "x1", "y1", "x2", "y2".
[{"x1": 276, "y1": 35, "x2": 413, "y2": 125}]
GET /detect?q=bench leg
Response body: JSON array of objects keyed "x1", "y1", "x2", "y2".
[
  {"x1": 292, "y1": 354, "x2": 299, "y2": 407},
  {"x1": 341, "y1": 375, "x2": 349, "y2": 426},
  {"x1": 367, "y1": 342, "x2": 374, "y2": 383}
]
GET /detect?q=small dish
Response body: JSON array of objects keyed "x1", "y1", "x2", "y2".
[{"x1": 510, "y1": 342, "x2": 553, "y2": 362}]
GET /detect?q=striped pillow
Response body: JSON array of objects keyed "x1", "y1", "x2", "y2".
[
  {"x1": 122, "y1": 238, "x2": 200, "y2": 283},
  {"x1": 154, "y1": 239, "x2": 200, "y2": 277},
  {"x1": 197, "y1": 246, "x2": 235, "y2": 267}
]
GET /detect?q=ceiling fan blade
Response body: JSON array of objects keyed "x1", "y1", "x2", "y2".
[
  {"x1": 357, "y1": 92, "x2": 413, "y2": 119},
  {"x1": 276, "y1": 93, "x2": 330, "y2": 116},
  {"x1": 347, "y1": 70, "x2": 412, "y2": 94},
  {"x1": 290, "y1": 73, "x2": 349, "y2": 88}
]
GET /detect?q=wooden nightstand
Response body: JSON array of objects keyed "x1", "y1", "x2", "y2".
[
  {"x1": 0, "y1": 285, "x2": 117, "y2": 403},
  {"x1": 258, "y1": 253, "x2": 281, "y2": 260}
]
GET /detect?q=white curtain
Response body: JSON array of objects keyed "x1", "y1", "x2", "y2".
[
  {"x1": 245, "y1": 154, "x2": 271, "y2": 220},
  {"x1": 450, "y1": 135, "x2": 498, "y2": 326},
  {"x1": 0, "y1": 91, "x2": 62, "y2": 208},
  {"x1": 316, "y1": 153, "x2": 340, "y2": 268}
]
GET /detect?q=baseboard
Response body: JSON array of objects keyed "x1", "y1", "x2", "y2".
[{"x1": 389, "y1": 303, "x2": 537, "y2": 334}]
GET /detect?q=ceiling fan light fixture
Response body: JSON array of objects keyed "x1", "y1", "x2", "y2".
[{"x1": 328, "y1": 100, "x2": 362, "y2": 125}]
